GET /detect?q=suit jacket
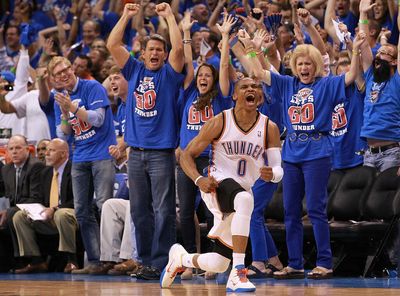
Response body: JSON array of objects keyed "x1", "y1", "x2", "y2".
[
  {"x1": 41, "y1": 161, "x2": 74, "y2": 209},
  {"x1": 1, "y1": 155, "x2": 45, "y2": 206}
]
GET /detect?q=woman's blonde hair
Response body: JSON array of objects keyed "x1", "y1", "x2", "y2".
[{"x1": 289, "y1": 44, "x2": 324, "y2": 78}]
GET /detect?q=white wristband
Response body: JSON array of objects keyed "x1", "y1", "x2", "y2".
[{"x1": 194, "y1": 175, "x2": 203, "y2": 186}]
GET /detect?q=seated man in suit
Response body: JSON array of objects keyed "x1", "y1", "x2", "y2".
[
  {"x1": 13, "y1": 138, "x2": 78, "y2": 273},
  {"x1": 0, "y1": 135, "x2": 45, "y2": 267}
]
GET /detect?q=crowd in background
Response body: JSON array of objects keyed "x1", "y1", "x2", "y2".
[{"x1": 0, "y1": 0, "x2": 399, "y2": 283}]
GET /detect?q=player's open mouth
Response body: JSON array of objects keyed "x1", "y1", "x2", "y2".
[
  {"x1": 150, "y1": 58, "x2": 159, "y2": 63},
  {"x1": 111, "y1": 86, "x2": 118, "y2": 92},
  {"x1": 245, "y1": 94, "x2": 255, "y2": 102}
]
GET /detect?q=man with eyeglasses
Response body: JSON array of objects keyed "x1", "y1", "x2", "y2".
[
  {"x1": 358, "y1": 0, "x2": 400, "y2": 175},
  {"x1": 47, "y1": 56, "x2": 116, "y2": 274}
]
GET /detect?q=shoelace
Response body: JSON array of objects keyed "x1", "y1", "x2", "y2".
[{"x1": 236, "y1": 268, "x2": 249, "y2": 283}]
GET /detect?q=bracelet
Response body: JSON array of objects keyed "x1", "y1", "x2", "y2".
[
  {"x1": 194, "y1": 175, "x2": 203, "y2": 186},
  {"x1": 262, "y1": 47, "x2": 269, "y2": 55},
  {"x1": 255, "y1": 50, "x2": 263, "y2": 56},
  {"x1": 359, "y1": 19, "x2": 369, "y2": 25},
  {"x1": 72, "y1": 106, "x2": 79, "y2": 115},
  {"x1": 61, "y1": 119, "x2": 69, "y2": 125},
  {"x1": 352, "y1": 49, "x2": 360, "y2": 56},
  {"x1": 246, "y1": 51, "x2": 257, "y2": 58},
  {"x1": 183, "y1": 39, "x2": 192, "y2": 44}
]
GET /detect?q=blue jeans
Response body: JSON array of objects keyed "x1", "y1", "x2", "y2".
[
  {"x1": 364, "y1": 147, "x2": 400, "y2": 172},
  {"x1": 283, "y1": 157, "x2": 332, "y2": 270},
  {"x1": 177, "y1": 157, "x2": 209, "y2": 254},
  {"x1": 128, "y1": 149, "x2": 176, "y2": 270},
  {"x1": 250, "y1": 179, "x2": 278, "y2": 261},
  {"x1": 72, "y1": 159, "x2": 115, "y2": 264}
]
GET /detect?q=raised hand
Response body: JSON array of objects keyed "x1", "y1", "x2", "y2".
[
  {"x1": 252, "y1": 29, "x2": 268, "y2": 50},
  {"x1": 237, "y1": 29, "x2": 252, "y2": 48},
  {"x1": 216, "y1": 11, "x2": 237, "y2": 37},
  {"x1": 293, "y1": 23, "x2": 304, "y2": 44},
  {"x1": 155, "y1": 2, "x2": 173, "y2": 18},
  {"x1": 181, "y1": 10, "x2": 197, "y2": 32},
  {"x1": 359, "y1": 0, "x2": 376, "y2": 14},
  {"x1": 123, "y1": 3, "x2": 141, "y2": 18},
  {"x1": 353, "y1": 31, "x2": 367, "y2": 50},
  {"x1": 297, "y1": 8, "x2": 312, "y2": 27}
]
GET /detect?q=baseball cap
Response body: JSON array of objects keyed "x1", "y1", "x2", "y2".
[{"x1": 0, "y1": 71, "x2": 15, "y2": 83}]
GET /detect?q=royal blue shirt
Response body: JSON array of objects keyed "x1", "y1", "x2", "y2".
[
  {"x1": 267, "y1": 73, "x2": 347, "y2": 162},
  {"x1": 178, "y1": 81, "x2": 232, "y2": 157},
  {"x1": 330, "y1": 84, "x2": 367, "y2": 169},
  {"x1": 122, "y1": 56, "x2": 185, "y2": 149},
  {"x1": 116, "y1": 101, "x2": 126, "y2": 137},
  {"x1": 361, "y1": 66, "x2": 400, "y2": 142},
  {"x1": 55, "y1": 79, "x2": 116, "y2": 162}
]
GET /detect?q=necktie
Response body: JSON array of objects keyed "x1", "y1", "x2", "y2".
[
  {"x1": 49, "y1": 171, "x2": 59, "y2": 208},
  {"x1": 15, "y1": 167, "x2": 22, "y2": 201}
]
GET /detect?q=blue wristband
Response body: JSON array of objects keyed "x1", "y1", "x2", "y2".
[{"x1": 229, "y1": 36, "x2": 239, "y2": 48}]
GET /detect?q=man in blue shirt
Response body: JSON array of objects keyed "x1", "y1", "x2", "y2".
[
  {"x1": 358, "y1": 1, "x2": 400, "y2": 173},
  {"x1": 107, "y1": 2, "x2": 185, "y2": 280},
  {"x1": 48, "y1": 56, "x2": 116, "y2": 274}
]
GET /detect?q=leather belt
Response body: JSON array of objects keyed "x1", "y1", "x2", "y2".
[{"x1": 368, "y1": 143, "x2": 400, "y2": 154}]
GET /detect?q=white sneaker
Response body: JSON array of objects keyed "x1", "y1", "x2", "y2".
[
  {"x1": 160, "y1": 244, "x2": 187, "y2": 288},
  {"x1": 226, "y1": 265, "x2": 256, "y2": 293}
]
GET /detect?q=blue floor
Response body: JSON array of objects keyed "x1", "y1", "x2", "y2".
[{"x1": 1, "y1": 272, "x2": 400, "y2": 289}]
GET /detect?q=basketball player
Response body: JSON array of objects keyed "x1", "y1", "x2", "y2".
[{"x1": 160, "y1": 77, "x2": 283, "y2": 292}]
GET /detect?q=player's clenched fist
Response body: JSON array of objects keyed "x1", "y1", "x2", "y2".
[
  {"x1": 123, "y1": 3, "x2": 140, "y2": 17},
  {"x1": 260, "y1": 166, "x2": 273, "y2": 182},
  {"x1": 196, "y1": 176, "x2": 219, "y2": 193}
]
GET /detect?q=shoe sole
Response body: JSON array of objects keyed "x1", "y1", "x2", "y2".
[
  {"x1": 226, "y1": 287, "x2": 256, "y2": 293},
  {"x1": 307, "y1": 273, "x2": 333, "y2": 280},
  {"x1": 274, "y1": 273, "x2": 305, "y2": 280}
]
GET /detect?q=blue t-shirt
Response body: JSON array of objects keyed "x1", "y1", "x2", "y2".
[
  {"x1": 40, "y1": 92, "x2": 57, "y2": 139},
  {"x1": 330, "y1": 84, "x2": 367, "y2": 169},
  {"x1": 258, "y1": 83, "x2": 284, "y2": 134},
  {"x1": 178, "y1": 81, "x2": 232, "y2": 156},
  {"x1": 122, "y1": 56, "x2": 185, "y2": 149},
  {"x1": 116, "y1": 101, "x2": 126, "y2": 137},
  {"x1": 55, "y1": 79, "x2": 116, "y2": 162},
  {"x1": 361, "y1": 66, "x2": 400, "y2": 141},
  {"x1": 267, "y1": 73, "x2": 347, "y2": 162}
]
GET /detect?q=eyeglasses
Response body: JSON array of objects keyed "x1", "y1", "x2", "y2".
[
  {"x1": 377, "y1": 49, "x2": 396, "y2": 59},
  {"x1": 53, "y1": 66, "x2": 71, "y2": 79}
]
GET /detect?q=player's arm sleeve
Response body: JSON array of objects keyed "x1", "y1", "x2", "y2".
[{"x1": 266, "y1": 147, "x2": 283, "y2": 183}]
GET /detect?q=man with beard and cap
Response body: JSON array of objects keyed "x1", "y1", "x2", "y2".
[{"x1": 358, "y1": 0, "x2": 400, "y2": 174}]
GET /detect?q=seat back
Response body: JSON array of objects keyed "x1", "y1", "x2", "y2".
[
  {"x1": 330, "y1": 166, "x2": 376, "y2": 221},
  {"x1": 325, "y1": 170, "x2": 345, "y2": 217},
  {"x1": 362, "y1": 167, "x2": 400, "y2": 220}
]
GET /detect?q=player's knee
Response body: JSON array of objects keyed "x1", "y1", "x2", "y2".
[
  {"x1": 234, "y1": 191, "x2": 254, "y2": 216},
  {"x1": 212, "y1": 254, "x2": 231, "y2": 273}
]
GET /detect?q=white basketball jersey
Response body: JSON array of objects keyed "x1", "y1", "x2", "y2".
[{"x1": 209, "y1": 109, "x2": 268, "y2": 191}]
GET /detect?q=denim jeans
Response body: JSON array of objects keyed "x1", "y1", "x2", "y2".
[
  {"x1": 177, "y1": 157, "x2": 209, "y2": 254},
  {"x1": 250, "y1": 179, "x2": 278, "y2": 261},
  {"x1": 72, "y1": 159, "x2": 115, "y2": 264},
  {"x1": 363, "y1": 147, "x2": 400, "y2": 172},
  {"x1": 283, "y1": 157, "x2": 332, "y2": 270},
  {"x1": 128, "y1": 149, "x2": 176, "y2": 270}
]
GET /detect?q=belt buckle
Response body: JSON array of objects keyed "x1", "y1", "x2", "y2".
[
  {"x1": 311, "y1": 133, "x2": 322, "y2": 141},
  {"x1": 297, "y1": 133, "x2": 308, "y2": 142}
]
